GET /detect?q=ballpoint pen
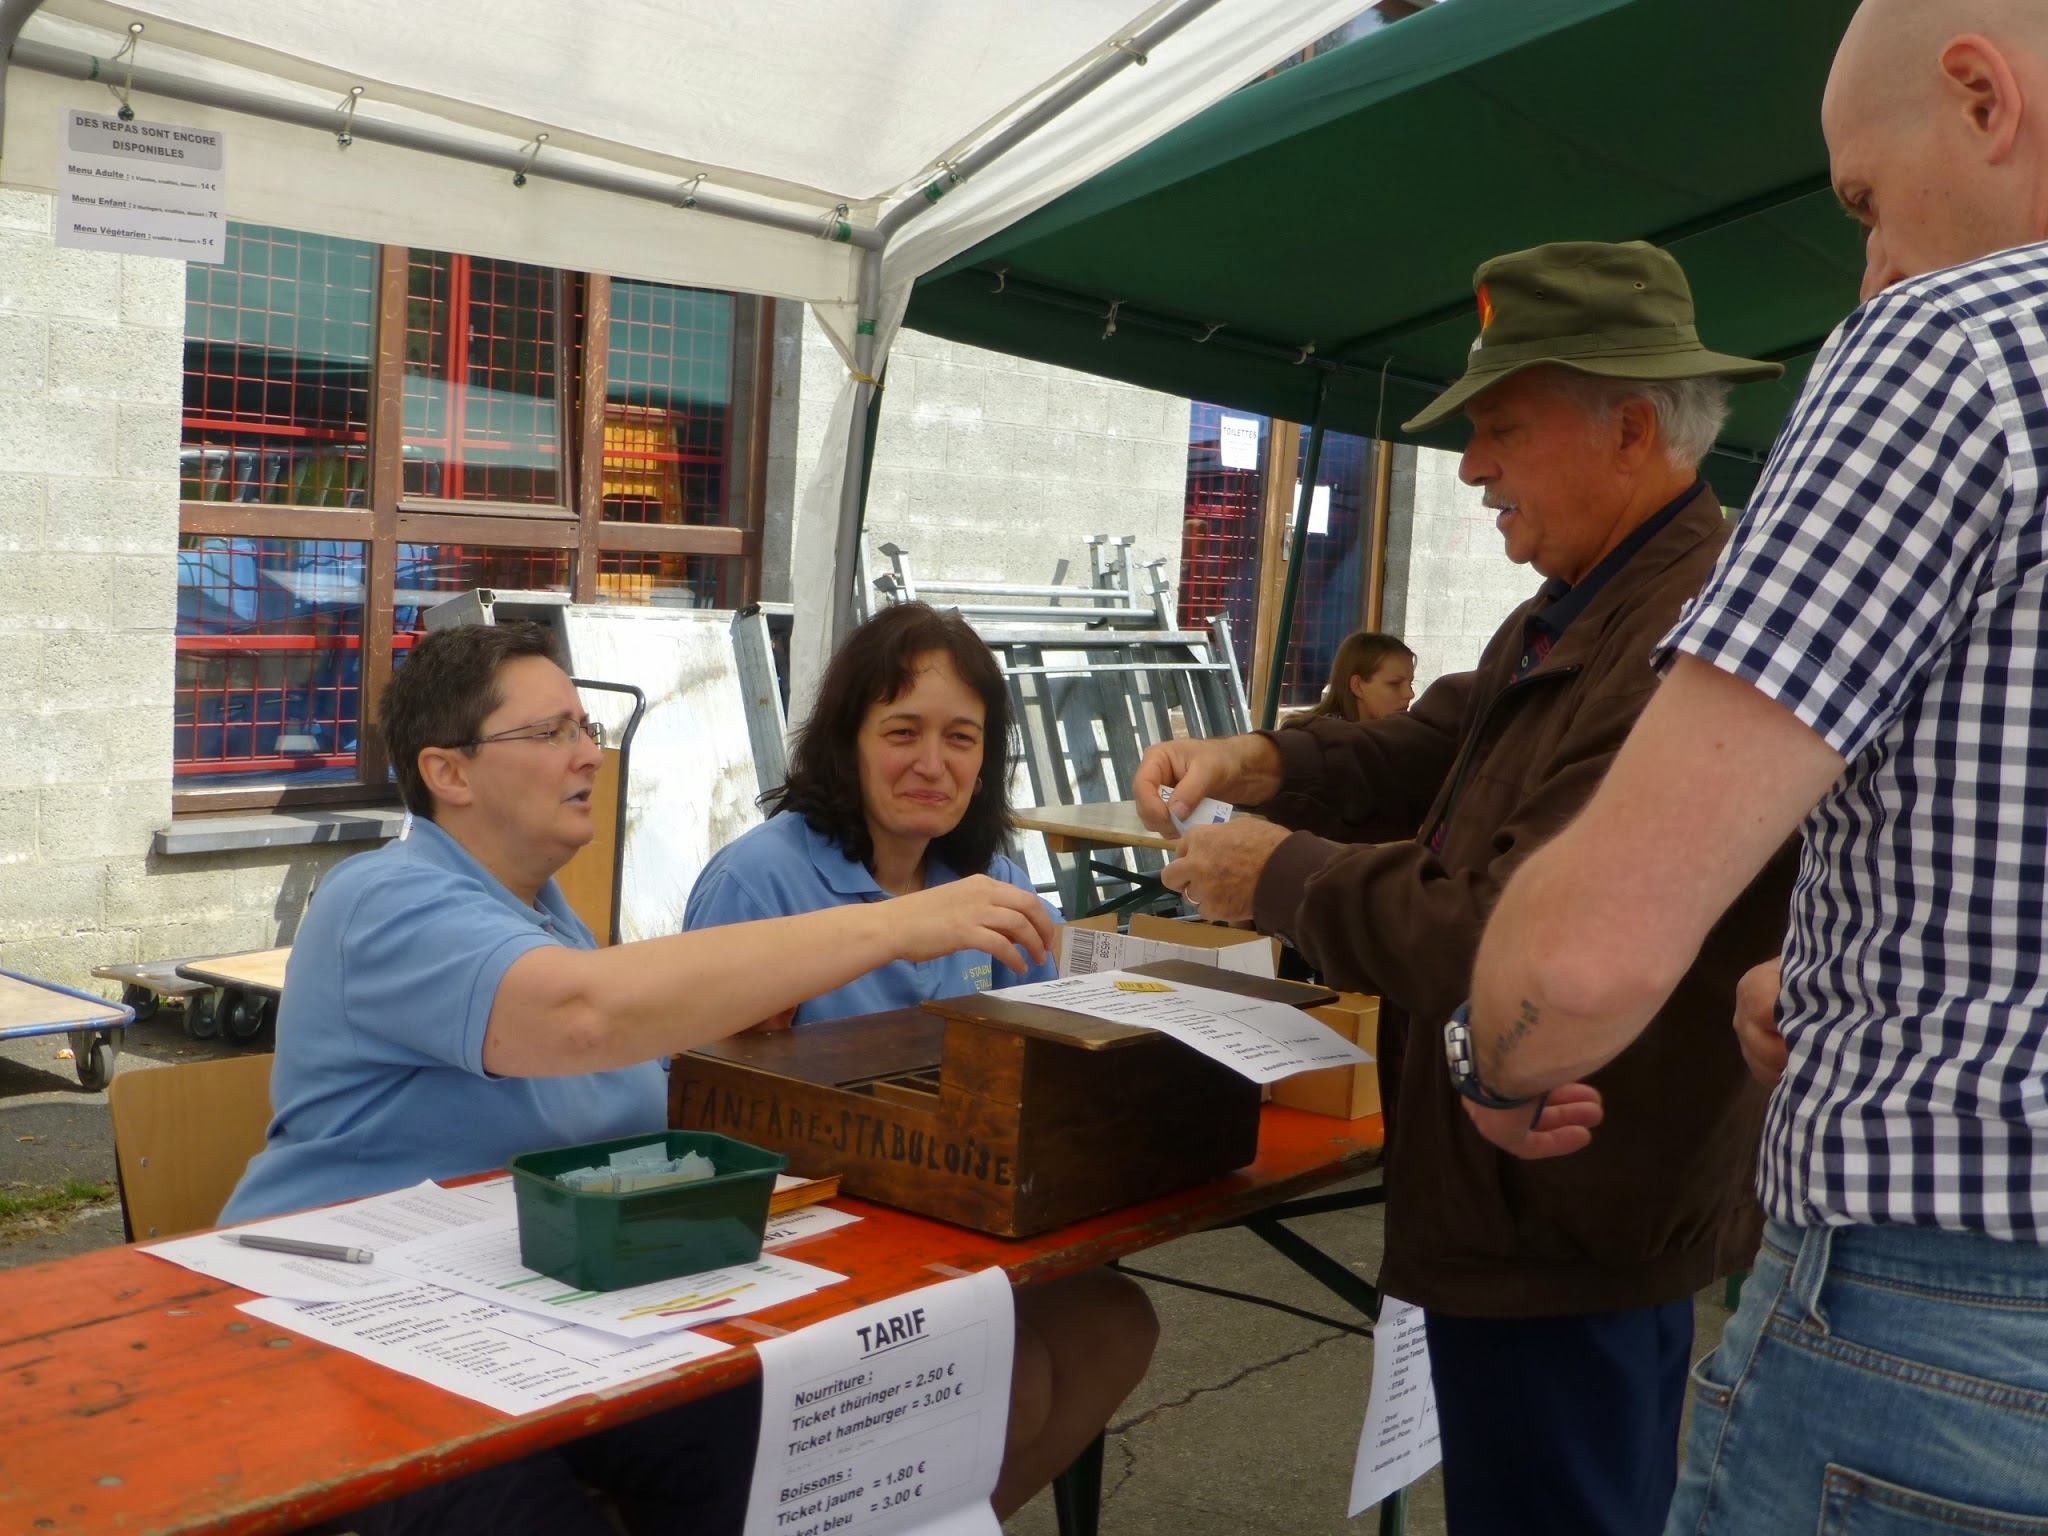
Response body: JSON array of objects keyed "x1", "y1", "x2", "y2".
[{"x1": 230, "y1": 1233, "x2": 375, "y2": 1264}]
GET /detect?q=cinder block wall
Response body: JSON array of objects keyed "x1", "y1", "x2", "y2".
[
  {"x1": 763, "y1": 311, "x2": 1191, "y2": 605},
  {"x1": 1380, "y1": 445, "x2": 1539, "y2": 692},
  {"x1": 0, "y1": 190, "x2": 351, "y2": 992}
]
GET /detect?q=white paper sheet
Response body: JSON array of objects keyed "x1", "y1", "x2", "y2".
[
  {"x1": 378, "y1": 1218, "x2": 846, "y2": 1338},
  {"x1": 1218, "y1": 414, "x2": 1261, "y2": 470},
  {"x1": 144, "y1": 1179, "x2": 511, "y2": 1302},
  {"x1": 997, "y1": 971, "x2": 1371, "y2": 1084},
  {"x1": 1348, "y1": 1298, "x2": 1442, "y2": 1515},
  {"x1": 1057, "y1": 926, "x2": 1276, "y2": 981},
  {"x1": 55, "y1": 109, "x2": 226, "y2": 263},
  {"x1": 241, "y1": 1283, "x2": 730, "y2": 1417},
  {"x1": 763, "y1": 1204, "x2": 863, "y2": 1249},
  {"x1": 744, "y1": 1268, "x2": 1013, "y2": 1536}
]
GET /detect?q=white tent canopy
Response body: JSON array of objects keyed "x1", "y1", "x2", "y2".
[{"x1": 2, "y1": 0, "x2": 1367, "y2": 706}]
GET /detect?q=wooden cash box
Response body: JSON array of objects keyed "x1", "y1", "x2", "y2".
[{"x1": 668, "y1": 961, "x2": 1337, "y2": 1237}]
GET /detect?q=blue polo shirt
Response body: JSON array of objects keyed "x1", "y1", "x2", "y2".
[
  {"x1": 683, "y1": 811, "x2": 1059, "y2": 1024},
  {"x1": 221, "y1": 818, "x2": 665, "y2": 1223}
]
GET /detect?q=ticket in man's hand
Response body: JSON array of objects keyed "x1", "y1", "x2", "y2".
[{"x1": 1159, "y1": 784, "x2": 1235, "y2": 836}]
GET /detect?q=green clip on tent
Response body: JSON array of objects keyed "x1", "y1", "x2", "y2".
[{"x1": 909, "y1": 0, "x2": 1869, "y2": 508}]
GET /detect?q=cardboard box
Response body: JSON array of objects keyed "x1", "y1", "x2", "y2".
[{"x1": 1270, "y1": 992, "x2": 1381, "y2": 1121}]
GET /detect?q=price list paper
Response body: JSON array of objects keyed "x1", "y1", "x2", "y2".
[
  {"x1": 56, "y1": 109, "x2": 225, "y2": 262},
  {"x1": 1001, "y1": 970, "x2": 1371, "y2": 1083},
  {"x1": 745, "y1": 1267, "x2": 1013, "y2": 1536},
  {"x1": 1347, "y1": 1298, "x2": 1442, "y2": 1514}
]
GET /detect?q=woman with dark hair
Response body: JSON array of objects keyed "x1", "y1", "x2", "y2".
[
  {"x1": 1287, "y1": 629, "x2": 1417, "y2": 726},
  {"x1": 684, "y1": 603, "x2": 1157, "y2": 1518},
  {"x1": 686, "y1": 601, "x2": 1057, "y2": 1023}
]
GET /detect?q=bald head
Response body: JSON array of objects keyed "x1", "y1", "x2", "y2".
[
  {"x1": 1825, "y1": 0, "x2": 2048, "y2": 295},
  {"x1": 1833, "y1": 0, "x2": 2048, "y2": 116}
]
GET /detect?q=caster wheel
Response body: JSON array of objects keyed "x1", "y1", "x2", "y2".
[
  {"x1": 184, "y1": 990, "x2": 221, "y2": 1041},
  {"x1": 69, "y1": 1029, "x2": 112, "y2": 1091},
  {"x1": 119, "y1": 984, "x2": 159, "y2": 1024},
  {"x1": 220, "y1": 988, "x2": 268, "y2": 1045}
]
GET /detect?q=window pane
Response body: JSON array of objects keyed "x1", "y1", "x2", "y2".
[
  {"x1": 1282, "y1": 431, "x2": 1374, "y2": 708},
  {"x1": 602, "y1": 281, "x2": 735, "y2": 527},
  {"x1": 182, "y1": 226, "x2": 375, "y2": 507},
  {"x1": 1179, "y1": 403, "x2": 1270, "y2": 663},
  {"x1": 175, "y1": 535, "x2": 367, "y2": 785},
  {"x1": 595, "y1": 551, "x2": 740, "y2": 608},
  {"x1": 394, "y1": 545, "x2": 571, "y2": 641},
  {"x1": 402, "y1": 253, "x2": 563, "y2": 504}
]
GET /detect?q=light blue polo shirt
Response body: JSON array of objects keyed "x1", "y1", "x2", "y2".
[
  {"x1": 683, "y1": 811, "x2": 1058, "y2": 1024},
  {"x1": 222, "y1": 818, "x2": 665, "y2": 1223}
]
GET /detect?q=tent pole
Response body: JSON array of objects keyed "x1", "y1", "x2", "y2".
[
  {"x1": 1364, "y1": 440, "x2": 1394, "y2": 629},
  {"x1": 830, "y1": 246, "x2": 885, "y2": 649},
  {"x1": 876, "y1": 0, "x2": 1226, "y2": 241},
  {"x1": 8, "y1": 37, "x2": 885, "y2": 251},
  {"x1": 1258, "y1": 375, "x2": 1330, "y2": 730},
  {"x1": 0, "y1": 0, "x2": 48, "y2": 166}
]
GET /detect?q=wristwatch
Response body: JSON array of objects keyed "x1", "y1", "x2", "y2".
[{"x1": 1443, "y1": 1002, "x2": 1533, "y2": 1110}]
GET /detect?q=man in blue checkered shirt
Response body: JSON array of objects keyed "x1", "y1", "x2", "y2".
[{"x1": 1456, "y1": 2, "x2": 2048, "y2": 1530}]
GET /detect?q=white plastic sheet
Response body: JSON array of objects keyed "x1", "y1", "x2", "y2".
[{"x1": 3, "y1": 0, "x2": 1369, "y2": 712}]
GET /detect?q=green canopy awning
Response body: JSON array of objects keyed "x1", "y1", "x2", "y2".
[{"x1": 908, "y1": 0, "x2": 1866, "y2": 503}]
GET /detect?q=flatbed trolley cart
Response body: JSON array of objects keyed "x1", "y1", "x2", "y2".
[
  {"x1": 0, "y1": 967, "x2": 136, "y2": 1091},
  {"x1": 174, "y1": 947, "x2": 290, "y2": 1049},
  {"x1": 90, "y1": 958, "x2": 216, "y2": 1038}
]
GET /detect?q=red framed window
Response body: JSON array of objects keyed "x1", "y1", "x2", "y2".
[
  {"x1": 177, "y1": 229, "x2": 768, "y2": 809},
  {"x1": 402, "y1": 252, "x2": 565, "y2": 505},
  {"x1": 1179, "y1": 403, "x2": 1267, "y2": 662},
  {"x1": 175, "y1": 536, "x2": 367, "y2": 784},
  {"x1": 181, "y1": 227, "x2": 375, "y2": 507}
]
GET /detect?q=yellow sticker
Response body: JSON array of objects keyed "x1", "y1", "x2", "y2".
[{"x1": 1113, "y1": 980, "x2": 1175, "y2": 993}]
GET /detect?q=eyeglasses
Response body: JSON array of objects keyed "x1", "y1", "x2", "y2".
[{"x1": 460, "y1": 715, "x2": 606, "y2": 751}]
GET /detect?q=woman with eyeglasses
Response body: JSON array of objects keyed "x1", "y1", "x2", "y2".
[{"x1": 218, "y1": 620, "x2": 1059, "y2": 1536}]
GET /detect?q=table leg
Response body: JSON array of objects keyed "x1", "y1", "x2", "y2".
[
  {"x1": 1051, "y1": 1430, "x2": 1105, "y2": 1536},
  {"x1": 1064, "y1": 841, "x2": 1097, "y2": 921}
]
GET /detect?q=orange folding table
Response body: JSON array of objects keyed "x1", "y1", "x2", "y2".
[{"x1": 0, "y1": 1107, "x2": 1383, "y2": 1535}]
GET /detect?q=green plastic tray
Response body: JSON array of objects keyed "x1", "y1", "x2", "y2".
[{"x1": 507, "y1": 1130, "x2": 788, "y2": 1292}]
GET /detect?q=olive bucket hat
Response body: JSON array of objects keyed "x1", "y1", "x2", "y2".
[{"x1": 1401, "y1": 240, "x2": 1782, "y2": 432}]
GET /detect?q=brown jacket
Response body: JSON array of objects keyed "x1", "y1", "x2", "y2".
[{"x1": 1251, "y1": 485, "x2": 1791, "y2": 1317}]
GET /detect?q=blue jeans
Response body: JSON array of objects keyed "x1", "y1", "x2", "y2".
[{"x1": 1666, "y1": 1220, "x2": 2048, "y2": 1534}]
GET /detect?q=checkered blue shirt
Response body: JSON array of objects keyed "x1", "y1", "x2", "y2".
[{"x1": 1660, "y1": 241, "x2": 2048, "y2": 1242}]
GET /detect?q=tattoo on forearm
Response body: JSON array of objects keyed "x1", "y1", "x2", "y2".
[{"x1": 1487, "y1": 998, "x2": 1541, "y2": 1078}]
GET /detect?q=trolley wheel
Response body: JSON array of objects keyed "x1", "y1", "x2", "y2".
[
  {"x1": 68, "y1": 1029, "x2": 112, "y2": 1092},
  {"x1": 184, "y1": 990, "x2": 221, "y2": 1041},
  {"x1": 119, "y1": 984, "x2": 159, "y2": 1024},
  {"x1": 220, "y1": 988, "x2": 268, "y2": 1044},
  {"x1": 251, "y1": 996, "x2": 279, "y2": 1051}
]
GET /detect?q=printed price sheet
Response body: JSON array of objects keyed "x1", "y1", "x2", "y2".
[
  {"x1": 1348, "y1": 1298, "x2": 1442, "y2": 1514},
  {"x1": 1000, "y1": 970, "x2": 1370, "y2": 1083},
  {"x1": 241, "y1": 1284, "x2": 728, "y2": 1417},
  {"x1": 378, "y1": 1217, "x2": 844, "y2": 1338},
  {"x1": 55, "y1": 109, "x2": 225, "y2": 261},
  {"x1": 144, "y1": 1178, "x2": 509, "y2": 1302},
  {"x1": 745, "y1": 1267, "x2": 1013, "y2": 1536}
]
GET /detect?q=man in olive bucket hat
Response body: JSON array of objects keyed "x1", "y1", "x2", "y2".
[{"x1": 1136, "y1": 241, "x2": 1794, "y2": 1535}]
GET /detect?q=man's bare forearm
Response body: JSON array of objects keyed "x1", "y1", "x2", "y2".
[{"x1": 1467, "y1": 657, "x2": 1843, "y2": 1102}]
